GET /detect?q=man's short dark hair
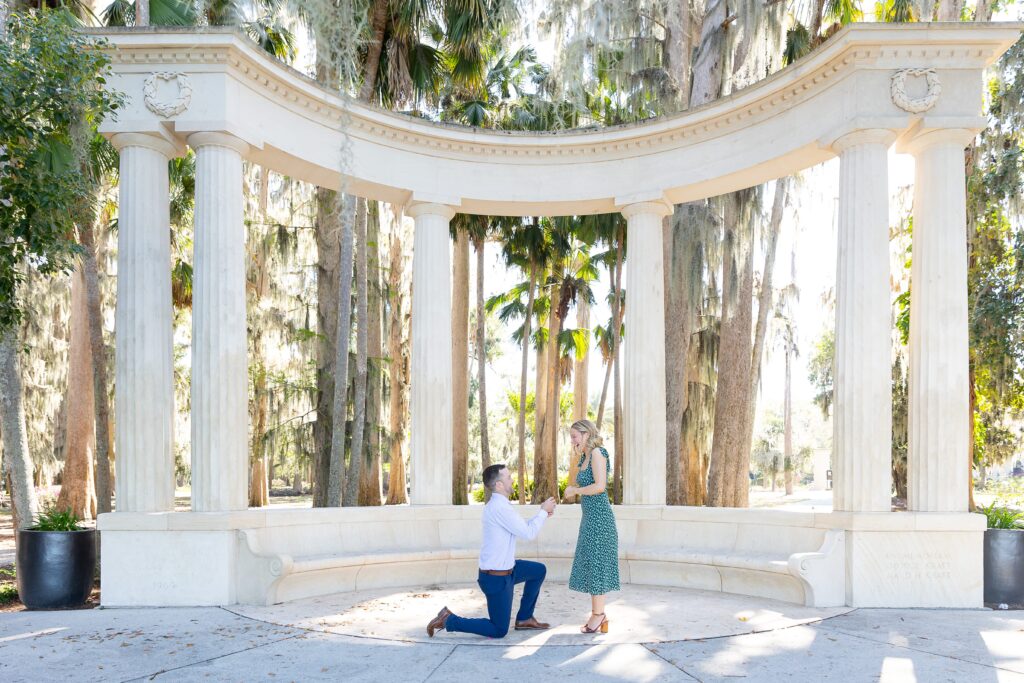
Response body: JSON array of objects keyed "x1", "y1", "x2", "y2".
[{"x1": 483, "y1": 464, "x2": 507, "y2": 491}]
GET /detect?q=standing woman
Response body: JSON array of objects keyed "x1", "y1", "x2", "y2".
[{"x1": 563, "y1": 419, "x2": 620, "y2": 633}]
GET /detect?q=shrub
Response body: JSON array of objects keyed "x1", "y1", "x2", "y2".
[
  {"x1": 980, "y1": 502, "x2": 1024, "y2": 530},
  {"x1": 29, "y1": 505, "x2": 84, "y2": 532}
]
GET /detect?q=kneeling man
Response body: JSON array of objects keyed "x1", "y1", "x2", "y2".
[{"x1": 427, "y1": 463, "x2": 557, "y2": 638}]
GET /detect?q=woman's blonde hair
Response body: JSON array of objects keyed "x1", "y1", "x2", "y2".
[{"x1": 570, "y1": 419, "x2": 604, "y2": 453}]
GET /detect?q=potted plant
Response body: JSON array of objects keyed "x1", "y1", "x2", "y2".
[
  {"x1": 981, "y1": 503, "x2": 1024, "y2": 607},
  {"x1": 16, "y1": 506, "x2": 96, "y2": 609}
]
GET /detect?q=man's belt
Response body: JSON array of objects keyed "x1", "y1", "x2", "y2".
[{"x1": 479, "y1": 568, "x2": 514, "y2": 576}]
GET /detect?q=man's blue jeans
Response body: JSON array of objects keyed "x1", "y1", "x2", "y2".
[{"x1": 444, "y1": 560, "x2": 547, "y2": 638}]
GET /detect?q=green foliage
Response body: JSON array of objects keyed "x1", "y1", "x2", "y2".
[
  {"x1": 984, "y1": 476, "x2": 1024, "y2": 508},
  {"x1": 967, "y1": 36, "x2": 1024, "y2": 469},
  {"x1": 0, "y1": 9, "x2": 122, "y2": 330},
  {"x1": 979, "y1": 502, "x2": 1024, "y2": 529},
  {"x1": 806, "y1": 328, "x2": 834, "y2": 418},
  {"x1": 29, "y1": 505, "x2": 84, "y2": 531},
  {"x1": 0, "y1": 565, "x2": 16, "y2": 606}
]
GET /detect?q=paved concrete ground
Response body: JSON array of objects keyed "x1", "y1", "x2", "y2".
[{"x1": 2, "y1": 584, "x2": 1023, "y2": 682}]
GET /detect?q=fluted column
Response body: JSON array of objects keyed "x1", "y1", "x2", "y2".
[
  {"x1": 832, "y1": 130, "x2": 896, "y2": 512},
  {"x1": 408, "y1": 202, "x2": 456, "y2": 505},
  {"x1": 188, "y1": 133, "x2": 250, "y2": 512},
  {"x1": 111, "y1": 133, "x2": 177, "y2": 512},
  {"x1": 622, "y1": 201, "x2": 671, "y2": 505},
  {"x1": 904, "y1": 129, "x2": 974, "y2": 512}
]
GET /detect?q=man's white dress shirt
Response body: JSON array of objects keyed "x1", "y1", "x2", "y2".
[{"x1": 478, "y1": 492, "x2": 548, "y2": 571}]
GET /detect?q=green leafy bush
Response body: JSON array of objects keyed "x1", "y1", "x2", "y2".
[
  {"x1": 29, "y1": 506, "x2": 84, "y2": 532},
  {"x1": 980, "y1": 502, "x2": 1024, "y2": 530}
]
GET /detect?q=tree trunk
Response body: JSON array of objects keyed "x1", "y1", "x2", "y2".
[
  {"x1": 936, "y1": 0, "x2": 964, "y2": 20},
  {"x1": 313, "y1": 184, "x2": 339, "y2": 507},
  {"x1": 327, "y1": 190, "x2": 357, "y2": 506},
  {"x1": 517, "y1": 262, "x2": 538, "y2": 504},
  {"x1": 567, "y1": 294, "x2": 590, "y2": 502},
  {"x1": 56, "y1": 263, "x2": 97, "y2": 520},
  {"x1": 135, "y1": 0, "x2": 149, "y2": 27},
  {"x1": 810, "y1": 0, "x2": 827, "y2": 39},
  {"x1": 0, "y1": 327, "x2": 37, "y2": 530},
  {"x1": 595, "y1": 355, "x2": 613, "y2": 431},
  {"x1": 292, "y1": 470, "x2": 303, "y2": 494},
  {"x1": 744, "y1": 179, "x2": 786, "y2": 463},
  {"x1": 358, "y1": 0, "x2": 390, "y2": 102},
  {"x1": 475, "y1": 236, "x2": 491, "y2": 502},
  {"x1": 79, "y1": 220, "x2": 112, "y2": 514},
  {"x1": 344, "y1": 199, "x2": 370, "y2": 506},
  {"x1": 360, "y1": 202, "x2": 383, "y2": 506},
  {"x1": 784, "y1": 347, "x2": 794, "y2": 496},
  {"x1": 385, "y1": 230, "x2": 409, "y2": 505},
  {"x1": 611, "y1": 229, "x2": 625, "y2": 503},
  {"x1": 532, "y1": 298, "x2": 549, "y2": 502},
  {"x1": 708, "y1": 194, "x2": 755, "y2": 507},
  {"x1": 250, "y1": 326, "x2": 269, "y2": 508},
  {"x1": 689, "y1": 0, "x2": 727, "y2": 106},
  {"x1": 452, "y1": 229, "x2": 470, "y2": 504},
  {"x1": 534, "y1": 275, "x2": 562, "y2": 503},
  {"x1": 665, "y1": 210, "x2": 697, "y2": 506}
]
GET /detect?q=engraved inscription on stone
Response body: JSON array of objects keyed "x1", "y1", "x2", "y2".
[{"x1": 886, "y1": 551, "x2": 953, "y2": 583}]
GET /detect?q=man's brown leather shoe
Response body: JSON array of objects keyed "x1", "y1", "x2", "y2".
[
  {"x1": 427, "y1": 607, "x2": 452, "y2": 637},
  {"x1": 514, "y1": 617, "x2": 550, "y2": 630}
]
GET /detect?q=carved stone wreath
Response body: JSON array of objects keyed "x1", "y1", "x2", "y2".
[
  {"x1": 890, "y1": 68, "x2": 941, "y2": 114},
  {"x1": 143, "y1": 72, "x2": 193, "y2": 118}
]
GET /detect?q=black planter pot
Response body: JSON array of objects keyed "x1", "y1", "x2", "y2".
[
  {"x1": 984, "y1": 528, "x2": 1024, "y2": 606},
  {"x1": 15, "y1": 529, "x2": 96, "y2": 609}
]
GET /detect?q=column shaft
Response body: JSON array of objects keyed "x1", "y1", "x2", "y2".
[
  {"x1": 907, "y1": 131, "x2": 972, "y2": 512},
  {"x1": 112, "y1": 135, "x2": 176, "y2": 512},
  {"x1": 408, "y1": 203, "x2": 455, "y2": 505},
  {"x1": 189, "y1": 134, "x2": 250, "y2": 512},
  {"x1": 622, "y1": 202, "x2": 670, "y2": 505},
  {"x1": 832, "y1": 131, "x2": 894, "y2": 512}
]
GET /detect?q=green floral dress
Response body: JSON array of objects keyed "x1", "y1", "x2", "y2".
[{"x1": 568, "y1": 447, "x2": 620, "y2": 595}]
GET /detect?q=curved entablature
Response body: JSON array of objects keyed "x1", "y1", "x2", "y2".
[{"x1": 94, "y1": 23, "x2": 1022, "y2": 215}]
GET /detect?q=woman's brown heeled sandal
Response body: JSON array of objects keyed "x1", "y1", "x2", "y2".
[{"x1": 581, "y1": 613, "x2": 609, "y2": 634}]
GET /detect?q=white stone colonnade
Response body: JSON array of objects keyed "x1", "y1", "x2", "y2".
[{"x1": 94, "y1": 23, "x2": 1022, "y2": 609}]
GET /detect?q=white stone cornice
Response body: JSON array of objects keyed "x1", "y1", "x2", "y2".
[
  {"x1": 187, "y1": 131, "x2": 251, "y2": 157},
  {"x1": 90, "y1": 24, "x2": 1023, "y2": 215},
  {"x1": 109, "y1": 132, "x2": 180, "y2": 159}
]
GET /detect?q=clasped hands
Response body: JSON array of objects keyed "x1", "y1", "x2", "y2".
[{"x1": 540, "y1": 496, "x2": 557, "y2": 516}]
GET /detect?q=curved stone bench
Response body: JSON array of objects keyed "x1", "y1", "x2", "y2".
[{"x1": 234, "y1": 506, "x2": 845, "y2": 608}]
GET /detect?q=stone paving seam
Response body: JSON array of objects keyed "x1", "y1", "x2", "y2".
[
  {"x1": 641, "y1": 642, "x2": 704, "y2": 682},
  {"x1": 219, "y1": 603, "x2": 858, "y2": 648},
  {"x1": 814, "y1": 621, "x2": 1023, "y2": 675},
  {"x1": 118, "y1": 632, "x2": 305, "y2": 682},
  {"x1": 422, "y1": 643, "x2": 460, "y2": 683}
]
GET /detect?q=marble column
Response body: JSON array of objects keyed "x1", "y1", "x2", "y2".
[
  {"x1": 621, "y1": 201, "x2": 671, "y2": 505},
  {"x1": 831, "y1": 130, "x2": 896, "y2": 512},
  {"x1": 188, "y1": 133, "x2": 251, "y2": 512},
  {"x1": 904, "y1": 129, "x2": 974, "y2": 512},
  {"x1": 110, "y1": 133, "x2": 177, "y2": 513},
  {"x1": 408, "y1": 202, "x2": 456, "y2": 505}
]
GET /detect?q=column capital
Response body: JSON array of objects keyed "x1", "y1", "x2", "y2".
[
  {"x1": 831, "y1": 129, "x2": 898, "y2": 154},
  {"x1": 406, "y1": 201, "x2": 458, "y2": 221},
  {"x1": 109, "y1": 132, "x2": 180, "y2": 159},
  {"x1": 187, "y1": 132, "x2": 251, "y2": 157},
  {"x1": 897, "y1": 127, "x2": 978, "y2": 156},
  {"x1": 621, "y1": 200, "x2": 673, "y2": 219}
]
